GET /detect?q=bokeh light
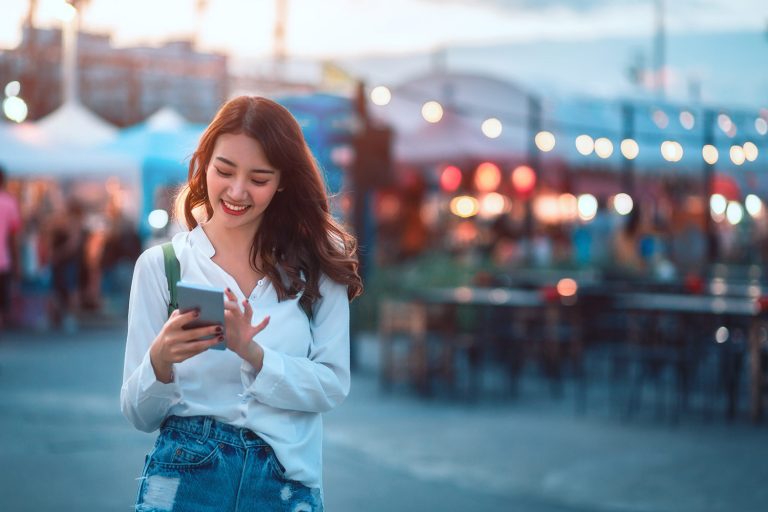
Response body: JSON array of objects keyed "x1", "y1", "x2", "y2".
[
  {"x1": 594, "y1": 137, "x2": 613, "y2": 159},
  {"x1": 661, "y1": 140, "x2": 683, "y2": 162},
  {"x1": 440, "y1": 165, "x2": 462, "y2": 192},
  {"x1": 481, "y1": 118, "x2": 503, "y2": 139},
  {"x1": 478, "y1": 192, "x2": 508, "y2": 218},
  {"x1": 679, "y1": 111, "x2": 695, "y2": 130},
  {"x1": 450, "y1": 195, "x2": 479, "y2": 218},
  {"x1": 710, "y1": 194, "x2": 727, "y2": 216},
  {"x1": 652, "y1": 109, "x2": 669, "y2": 129},
  {"x1": 535, "y1": 131, "x2": 556, "y2": 152},
  {"x1": 612, "y1": 193, "x2": 634, "y2": 215},
  {"x1": 511, "y1": 165, "x2": 536, "y2": 195},
  {"x1": 557, "y1": 278, "x2": 578, "y2": 297},
  {"x1": 702, "y1": 144, "x2": 719, "y2": 165},
  {"x1": 729, "y1": 145, "x2": 745, "y2": 165},
  {"x1": 148, "y1": 209, "x2": 169, "y2": 229},
  {"x1": 575, "y1": 134, "x2": 594, "y2": 156},
  {"x1": 370, "y1": 85, "x2": 391, "y2": 106},
  {"x1": 726, "y1": 201, "x2": 744, "y2": 225},
  {"x1": 743, "y1": 141, "x2": 758, "y2": 162},
  {"x1": 620, "y1": 139, "x2": 639, "y2": 160},
  {"x1": 3, "y1": 96, "x2": 28, "y2": 123},
  {"x1": 4, "y1": 80, "x2": 20, "y2": 97},
  {"x1": 474, "y1": 162, "x2": 501, "y2": 192},
  {"x1": 577, "y1": 194, "x2": 598, "y2": 221},
  {"x1": 745, "y1": 194, "x2": 763, "y2": 218},
  {"x1": 421, "y1": 101, "x2": 444, "y2": 123}
]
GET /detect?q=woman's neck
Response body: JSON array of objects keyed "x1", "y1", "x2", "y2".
[{"x1": 201, "y1": 221, "x2": 258, "y2": 259}]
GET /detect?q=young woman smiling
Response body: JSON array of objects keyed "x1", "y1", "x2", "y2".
[{"x1": 121, "y1": 96, "x2": 362, "y2": 511}]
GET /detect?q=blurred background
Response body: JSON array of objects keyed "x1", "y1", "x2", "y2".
[{"x1": 1, "y1": 1, "x2": 768, "y2": 511}]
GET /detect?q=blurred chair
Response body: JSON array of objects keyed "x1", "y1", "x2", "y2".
[{"x1": 378, "y1": 298, "x2": 482, "y2": 399}]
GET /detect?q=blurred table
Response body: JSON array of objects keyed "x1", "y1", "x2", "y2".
[{"x1": 612, "y1": 291, "x2": 765, "y2": 421}]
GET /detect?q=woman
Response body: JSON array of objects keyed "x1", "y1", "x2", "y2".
[{"x1": 121, "y1": 96, "x2": 362, "y2": 511}]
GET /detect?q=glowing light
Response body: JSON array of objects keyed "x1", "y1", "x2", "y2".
[
  {"x1": 2, "y1": 96, "x2": 28, "y2": 123},
  {"x1": 652, "y1": 109, "x2": 669, "y2": 129},
  {"x1": 370, "y1": 86, "x2": 391, "y2": 106},
  {"x1": 535, "y1": 131, "x2": 556, "y2": 152},
  {"x1": 148, "y1": 209, "x2": 169, "y2": 230},
  {"x1": 718, "y1": 113, "x2": 733, "y2": 134},
  {"x1": 730, "y1": 145, "x2": 746, "y2": 165},
  {"x1": 558, "y1": 193, "x2": 578, "y2": 222},
  {"x1": 726, "y1": 201, "x2": 744, "y2": 225},
  {"x1": 54, "y1": 1, "x2": 77, "y2": 21},
  {"x1": 511, "y1": 165, "x2": 536, "y2": 195},
  {"x1": 450, "y1": 195, "x2": 479, "y2": 218},
  {"x1": 577, "y1": 194, "x2": 598, "y2": 222},
  {"x1": 534, "y1": 195, "x2": 561, "y2": 224},
  {"x1": 479, "y1": 192, "x2": 508, "y2": 218},
  {"x1": 710, "y1": 194, "x2": 727, "y2": 216},
  {"x1": 575, "y1": 135, "x2": 594, "y2": 156},
  {"x1": 756, "y1": 117, "x2": 768, "y2": 136},
  {"x1": 679, "y1": 111, "x2": 695, "y2": 130},
  {"x1": 557, "y1": 278, "x2": 578, "y2": 297},
  {"x1": 715, "y1": 326, "x2": 729, "y2": 344},
  {"x1": 421, "y1": 101, "x2": 443, "y2": 123},
  {"x1": 702, "y1": 144, "x2": 719, "y2": 165},
  {"x1": 661, "y1": 140, "x2": 683, "y2": 162},
  {"x1": 440, "y1": 165, "x2": 462, "y2": 193},
  {"x1": 474, "y1": 162, "x2": 502, "y2": 192},
  {"x1": 594, "y1": 137, "x2": 614, "y2": 159},
  {"x1": 743, "y1": 141, "x2": 758, "y2": 162},
  {"x1": 4, "y1": 81, "x2": 20, "y2": 97},
  {"x1": 620, "y1": 139, "x2": 639, "y2": 160},
  {"x1": 613, "y1": 193, "x2": 634, "y2": 215},
  {"x1": 746, "y1": 194, "x2": 764, "y2": 218},
  {"x1": 481, "y1": 118, "x2": 503, "y2": 139}
]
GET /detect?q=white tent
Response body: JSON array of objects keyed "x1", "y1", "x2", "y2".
[{"x1": 0, "y1": 102, "x2": 138, "y2": 180}]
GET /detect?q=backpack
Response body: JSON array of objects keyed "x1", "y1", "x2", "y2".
[{"x1": 161, "y1": 242, "x2": 180, "y2": 318}]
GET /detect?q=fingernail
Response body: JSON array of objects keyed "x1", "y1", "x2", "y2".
[
  {"x1": 218, "y1": 336, "x2": 224, "y2": 341},
  {"x1": 215, "y1": 326, "x2": 223, "y2": 334},
  {"x1": 194, "y1": 309, "x2": 200, "y2": 317}
]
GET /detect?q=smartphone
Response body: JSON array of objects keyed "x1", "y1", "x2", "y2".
[{"x1": 176, "y1": 281, "x2": 227, "y2": 350}]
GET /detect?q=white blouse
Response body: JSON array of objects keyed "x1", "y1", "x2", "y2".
[{"x1": 120, "y1": 225, "x2": 351, "y2": 490}]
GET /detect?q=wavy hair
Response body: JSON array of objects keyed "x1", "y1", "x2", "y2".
[{"x1": 175, "y1": 96, "x2": 362, "y2": 315}]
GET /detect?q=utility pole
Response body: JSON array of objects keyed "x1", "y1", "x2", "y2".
[
  {"x1": 273, "y1": 0, "x2": 287, "y2": 83},
  {"x1": 653, "y1": 0, "x2": 666, "y2": 99}
]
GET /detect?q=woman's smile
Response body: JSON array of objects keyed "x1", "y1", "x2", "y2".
[{"x1": 221, "y1": 199, "x2": 252, "y2": 216}]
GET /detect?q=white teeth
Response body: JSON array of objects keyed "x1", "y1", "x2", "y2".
[{"x1": 223, "y1": 200, "x2": 249, "y2": 212}]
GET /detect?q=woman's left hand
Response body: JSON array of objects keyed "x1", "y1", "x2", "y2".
[{"x1": 224, "y1": 288, "x2": 270, "y2": 368}]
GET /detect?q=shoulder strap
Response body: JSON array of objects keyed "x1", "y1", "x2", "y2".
[{"x1": 161, "y1": 242, "x2": 180, "y2": 318}]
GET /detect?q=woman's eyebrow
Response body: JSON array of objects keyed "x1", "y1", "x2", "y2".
[{"x1": 214, "y1": 155, "x2": 275, "y2": 174}]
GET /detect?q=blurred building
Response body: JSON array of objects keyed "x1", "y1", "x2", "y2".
[{"x1": 0, "y1": 25, "x2": 228, "y2": 126}]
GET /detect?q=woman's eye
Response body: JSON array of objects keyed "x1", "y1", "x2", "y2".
[
  {"x1": 251, "y1": 180, "x2": 268, "y2": 186},
  {"x1": 215, "y1": 168, "x2": 231, "y2": 177}
]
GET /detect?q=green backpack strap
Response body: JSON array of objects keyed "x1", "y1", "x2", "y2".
[{"x1": 161, "y1": 242, "x2": 180, "y2": 318}]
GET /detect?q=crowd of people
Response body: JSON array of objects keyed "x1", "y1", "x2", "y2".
[{"x1": 0, "y1": 167, "x2": 142, "y2": 332}]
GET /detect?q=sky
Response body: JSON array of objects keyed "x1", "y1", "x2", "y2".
[
  {"x1": 0, "y1": 0, "x2": 766, "y2": 107},
  {"x1": 0, "y1": 0, "x2": 765, "y2": 59}
]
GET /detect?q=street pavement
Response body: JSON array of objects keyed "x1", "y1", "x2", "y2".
[{"x1": 1, "y1": 323, "x2": 767, "y2": 511}]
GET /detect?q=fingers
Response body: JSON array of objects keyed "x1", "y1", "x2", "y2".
[
  {"x1": 250, "y1": 315, "x2": 270, "y2": 336},
  {"x1": 169, "y1": 308, "x2": 199, "y2": 328},
  {"x1": 184, "y1": 324, "x2": 223, "y2": 341},
  {"x1": 242, "y1": 299, "x2": 253, "y2": 319},
  {"x1": 175, "y1": 337, "x2": 224, "y2": 358}
]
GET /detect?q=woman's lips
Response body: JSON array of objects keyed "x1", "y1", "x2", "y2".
[{"x1": 221, "y1": 200, "x2": 251, "y2": 216}]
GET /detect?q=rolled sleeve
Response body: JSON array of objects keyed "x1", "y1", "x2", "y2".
[
  {"x1": 120, "y1": 247, "x2": 179, "y2": 432},
  {"x1": 240, "y1": 276, "x2": 351, "y2": 413}
]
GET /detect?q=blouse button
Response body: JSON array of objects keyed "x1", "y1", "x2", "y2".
[{"x1": 258, "y1": 279, "x2": 264, "y2": 286}]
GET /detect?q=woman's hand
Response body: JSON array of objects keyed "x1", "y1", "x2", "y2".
[
  {"x1": 224, "y1": 288, "x2": 270, "y2": 370},
  {"x1": 149, "y1": 309, "x2": 224, "y2": 383}
]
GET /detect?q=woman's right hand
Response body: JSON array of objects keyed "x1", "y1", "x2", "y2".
[{"x1": 149, "y1": 309, "x2": 224, "y2": 383}]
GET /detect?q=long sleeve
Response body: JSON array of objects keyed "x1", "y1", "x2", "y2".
[
  {"x1": 120, "y1": 247, "x2": 181, "y2": 432},
  {"x1": 240, "y1": 275, "x2": 351, "y2": 413}
]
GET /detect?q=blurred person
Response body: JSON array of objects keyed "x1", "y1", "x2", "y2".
[
  {"x1": 121, "y1": 96, "x2": 362, "y2": 511},
  {"x1": 100, "y1": 203, "x2": 141, "y2": 315},
  {"x1": 47, "y1": 198, "x2": 87, "y2": 332},
  {"x1": 0, "y1": 165, "x2": 21, "y2": 329}
]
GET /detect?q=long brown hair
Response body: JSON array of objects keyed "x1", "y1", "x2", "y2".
[{"x1": 175, "y1": 96, "x2": 363, "y2": 315}]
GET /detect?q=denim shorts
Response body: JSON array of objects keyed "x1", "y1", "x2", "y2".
[{"x1": 135, "y1": 415, "x2": 323, "y2": 512}]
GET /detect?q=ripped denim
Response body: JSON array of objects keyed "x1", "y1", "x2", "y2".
[{"x1": 135, "y1": 416, "x2": 323, "y2": 512}]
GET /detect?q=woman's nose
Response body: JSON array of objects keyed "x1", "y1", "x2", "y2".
[{"x1": 228, "y1": 179, "x2": 248, "y2": 199}]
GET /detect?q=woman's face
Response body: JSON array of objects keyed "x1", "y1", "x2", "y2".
[{"x1": 205, "y1": 132, "x2": 282, "y2": 234}]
